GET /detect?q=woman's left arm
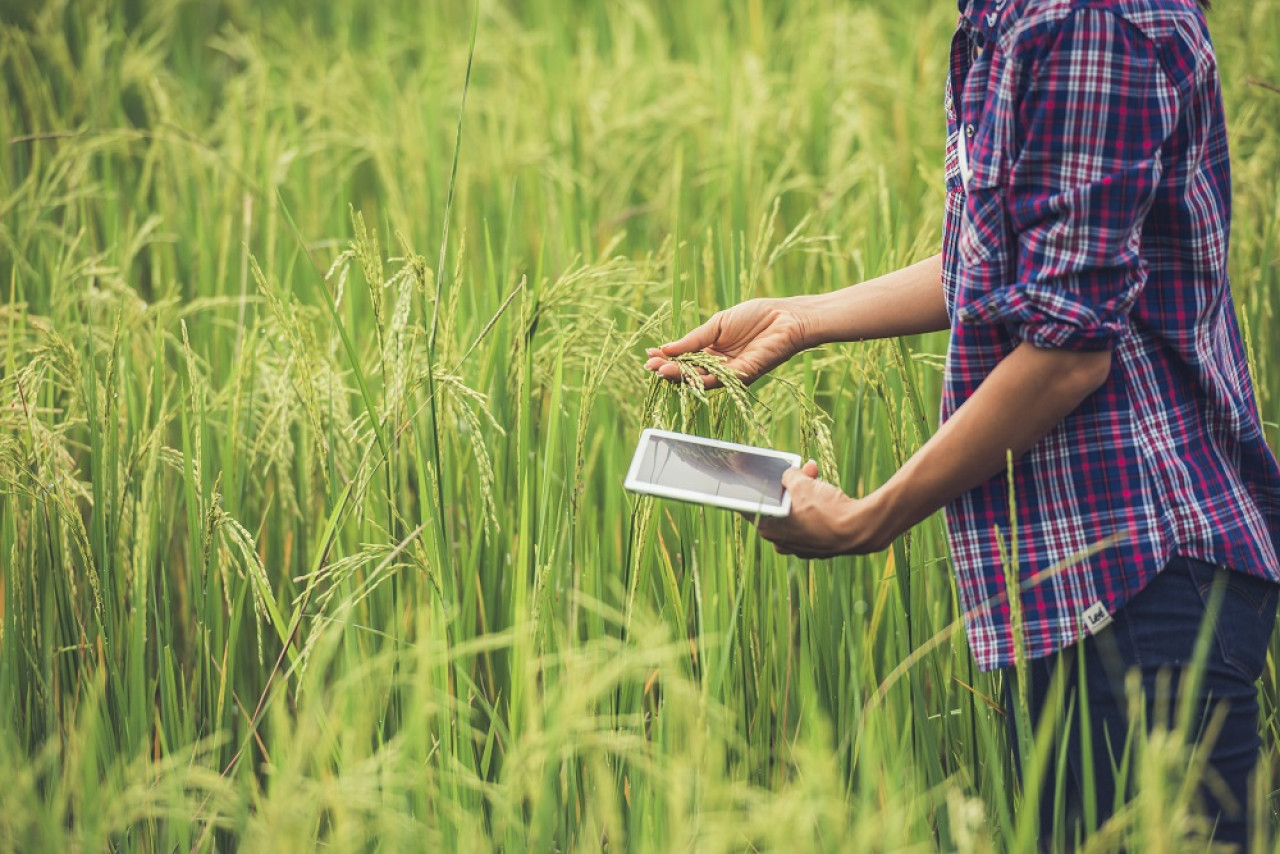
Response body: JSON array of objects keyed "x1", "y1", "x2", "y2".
[{"x1": 756, "y1": 342, "x2": 1110, "y2": 558}]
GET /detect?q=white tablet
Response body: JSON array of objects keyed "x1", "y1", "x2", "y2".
[{"x1": 624, "y1": 428, "x2": 802, "y2": 517}]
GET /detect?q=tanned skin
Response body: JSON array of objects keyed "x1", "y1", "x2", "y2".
[{"x1": 643, "y1": 253, "x2": 1111, "y2": 558}]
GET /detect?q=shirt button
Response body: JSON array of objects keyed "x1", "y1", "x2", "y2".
[{"x1": 965, "y1": 124, "x2": 975, "y2": 138}]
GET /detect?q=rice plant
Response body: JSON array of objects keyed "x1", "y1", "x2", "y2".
[{"x1": 1, "y1": 0, "x2": 1278, "y2": 850}]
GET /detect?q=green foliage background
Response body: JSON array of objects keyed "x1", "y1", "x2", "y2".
[{"x1": 1, "y1": 0, "x2": 1278, "y2": 850}]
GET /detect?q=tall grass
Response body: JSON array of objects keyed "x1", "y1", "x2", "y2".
[{"x1": 1, "y1": 0, "x2": 1278, "y2": 850}]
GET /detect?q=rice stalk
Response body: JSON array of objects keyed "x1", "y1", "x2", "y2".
[{"x1": 251, "y1": 258, "x2": 332, "y2": 492}]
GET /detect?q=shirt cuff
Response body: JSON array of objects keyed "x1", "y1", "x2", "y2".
[{"x1": 954, "y1": 282, "x2": 1127, "y2": 352}]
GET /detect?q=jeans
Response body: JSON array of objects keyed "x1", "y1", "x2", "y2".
[{"x1": 1004, "y1": 555, "x2": 1279, "y2": 851}]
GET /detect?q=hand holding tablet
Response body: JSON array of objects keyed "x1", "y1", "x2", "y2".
[{"x1": 623, "y1": 429, "x2": 803, "y2": 517}]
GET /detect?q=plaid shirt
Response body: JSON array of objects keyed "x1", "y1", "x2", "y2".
[{"x1": 942, "y1": 0, "x2": 1280, "y2": 671}]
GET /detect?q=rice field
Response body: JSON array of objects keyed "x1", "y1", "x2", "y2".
[{"x1": 1, "y1": 0, "x2": 1279, "y2": 850}]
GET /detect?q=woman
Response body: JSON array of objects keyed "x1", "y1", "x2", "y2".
[{"x1": 644, "y1": 0, "x2": 1280, "y2": 846}]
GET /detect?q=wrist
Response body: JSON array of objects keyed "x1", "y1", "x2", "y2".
[
  {"x1": 847, "y1": 485, "x2": 909, "y2": 554},
  {"x1": 786, "y1": 293, "x2": 829, "y2": 350}
]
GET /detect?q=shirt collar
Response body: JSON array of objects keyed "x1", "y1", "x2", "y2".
[{"x1": 957, "y1": 0, "x2": 1007, "y2": 42}]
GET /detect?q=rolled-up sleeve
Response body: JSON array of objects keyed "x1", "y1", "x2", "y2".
[{"x1": 960, "y1": 9, "x2": 1180, "y2": 351}]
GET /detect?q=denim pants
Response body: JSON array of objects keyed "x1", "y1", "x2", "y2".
[{"x1": 1004, "y1": 555, "x2": 1279, "y2": 849}]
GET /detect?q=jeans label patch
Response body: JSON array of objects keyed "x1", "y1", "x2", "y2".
[{"x1": 1083, "y1": 602, "x2": 1113, "y2": 635}]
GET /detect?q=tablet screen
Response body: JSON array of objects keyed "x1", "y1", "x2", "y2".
[{"x1": 632, "y1": 432, "x2": 792, "y2": 510}]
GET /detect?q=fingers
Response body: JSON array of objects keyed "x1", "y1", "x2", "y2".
[
  {"x1": 686, "y1": 370, "x2": 723, "y2": 390},
  {"x1": 643, "y1": 354, "x2": 679, "y2": 376},
  {"x1": 659, "y1": 317, "x2": 719, "y2": 358},
  {"x1": 761, "y1": 535, "x2": 819, "y2": 560},
  {"x1": 750, "y1": 512, "x2": 827, "y2": 560},
  {"x1": 640, "y1": 316, "x2": 732, "y2": 389},
  {"x1": 642, "y1": 353, "x2": 723, "y2": 388},
  {"x1": 660, "y1": 363, "x2": 722, "y2": 388},
  {"x1": 642, "y1": 317, "x2": 725, "y2": 384}
]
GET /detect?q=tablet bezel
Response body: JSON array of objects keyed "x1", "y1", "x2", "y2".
[{"x1": 623, "y1": 428, "x2": 802, "y2": 517}]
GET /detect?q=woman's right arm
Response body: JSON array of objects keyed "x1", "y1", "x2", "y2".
[
  {"x1": 644, "y1": 253, "x2": 948, "y2": 387},
  {"x1": 794, "y1": 253, "x2": 948, "y2": 345}
]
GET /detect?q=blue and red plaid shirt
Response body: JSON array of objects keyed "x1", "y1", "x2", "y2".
[{"x1": 941, "y1": 0, "x2": 1280, "y2": 670}]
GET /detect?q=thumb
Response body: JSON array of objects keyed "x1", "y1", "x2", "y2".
[
  {"x1": 781, "y1": 463, "x2": 817, "y2": 490},
  {"x1": 659, "y1": 316, "x2": 720, "y2": 357}
]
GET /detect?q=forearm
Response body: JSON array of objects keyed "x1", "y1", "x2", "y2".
[
  {"x1": 863, "y1": 342, "x2": 1112, "y2": 545},
  {"x1": 794, "y1": 254, "x2": 949, "y2": 347}
]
